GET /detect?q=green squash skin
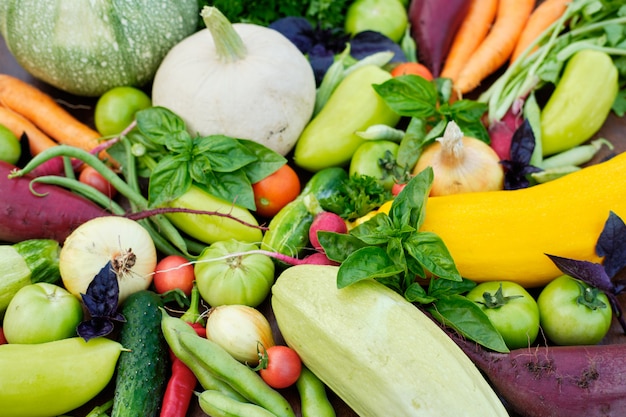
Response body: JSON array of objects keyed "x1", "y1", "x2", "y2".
[{"x1": 1, "y1": 0, "x2": 199, "y2": 97}]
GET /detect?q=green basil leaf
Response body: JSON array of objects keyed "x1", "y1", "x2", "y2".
[
  {"x1": 319, "y1": 231, "x2": 369, "y2": 263},
  {"x1": 397, "y1": 117, "x2": 427, "y2": 170},
  {"x1": 337, "y1": 246, "x2": 404, "y2": 288},
  {"x1": 404, "y1": 231, "x2": 461, "y2": 282},
  {"x1": 187, "y1": 154, "x2": 212, "y2": 184},
  {"x1": 199, "y1": 170, "x2": 255, "y2": 211},
  {"x1": 373, "y1": 75, "x2": 439, "y2": 118},
  {"x1": 148, "y1": 154, "x2": 192, "y2": 206},
  {"x1": 390, "y1": 167, "x2": 432, "y2": 228},
  {"x1": 164, "y1": 130, "x2": 194, "y2": 154},
  {"x1": 404, "y1": 282, "x2": 435, "y2": 304},
  {"x1": 350, "y1": 213, "x2": 396, "y2": 245},
  {"x1": 428, "y1": 277, "x2": 477, "y2": 299},
  {"x1": 427, "y1": 295, "x2": 509, "y2": 353},
  {"x1": 136, "y1": 106, "x2": 187, "y2": 145},
  {"x1": 198, "y1": 135, "x2": 257, "y2": 172},
  {"x1": 237, "y1": 139, "x2": 287, "y2": 183}
]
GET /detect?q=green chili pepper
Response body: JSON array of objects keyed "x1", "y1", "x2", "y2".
[
  {"x1": 295, "y1": 366, "x2": 336, "y2": 417},
  {"x1": 540, "y1": 49, "x2": 618, "y2": 156}
]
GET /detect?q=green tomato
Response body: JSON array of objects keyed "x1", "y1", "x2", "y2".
[
  {"x1": 0, "y1": 124, "x2": 21, "y2": 165},
  {"x1": 349, "y1": 140, "x2": 400, "y2": 190},
  {"x1": 194, "y1": 239, "x2": 275, "y2": 308},
  {"x1": 3, "y1": 283, "x2": 84, "y2": 344},
  {"x1": 466, "y1": 281, "x2": 540, "y2": 350},
  {"x1": 94, "y1": 86, "x2": 152, "y2": 136},
  {"x1": 537, "y1": 274, "x2": 612, "y2": 346},
  {"x1": 344, "y1": 0, "x2": 408, "y2": 43}
]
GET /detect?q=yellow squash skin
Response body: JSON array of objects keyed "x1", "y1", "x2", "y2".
[
  {"x1": 272, "y1": 264, "x2": 509, "y2": 417},
  {"x1": 0, "y1": 337, "x2": 123, "y2": 417},
  {"x1": 420, "y1": 151, "x2": 626, "y2": 287}
]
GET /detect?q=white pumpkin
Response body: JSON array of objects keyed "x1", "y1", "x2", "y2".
[{"x1": 151, "y1": 6, "x2": 317, "y2": 156}]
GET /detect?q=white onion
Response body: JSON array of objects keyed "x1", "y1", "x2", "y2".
[
  {"x1": 59, "y1": 216, "x2": 157, "y2": 304},
  {"x1": 206, "y1": 304, "x2": 275, "y2": 365}
]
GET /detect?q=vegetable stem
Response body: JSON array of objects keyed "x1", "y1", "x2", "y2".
[{"x1": 200, "y1": 6, "x2": 247, "y2": 62}]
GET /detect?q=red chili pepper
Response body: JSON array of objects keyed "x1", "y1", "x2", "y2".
[
  {"x1": 160, "y1": 284, "x2": 207, "y2": 417},
  {"x1": 0, "y1": 328, "x2": 7, "y2": 345}
]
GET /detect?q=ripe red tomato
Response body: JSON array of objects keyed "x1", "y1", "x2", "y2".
[
  {"x1": 78, "y1": 165, "x2": 117, "y2": 198},
  {"x1": 259, "y1": 345, "x2": 302, "y2": 389},
  {"x1": 390, "y1": 62, "x2": 434, "y2": 81},
  {"x1": 153, "y1": 255, "x2": 195, "y2": 296},
  {"x1": 252, "y1": 164, "x2": 301, "y2": 218}
]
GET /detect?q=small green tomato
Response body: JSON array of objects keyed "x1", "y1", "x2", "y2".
[
  {"x1": 0, "y1": 124, "x2": 22, "y2": 165},
  {"x1": 344, "y1": 0, "x2": 408, "y2": 43},
  {"x1": 94, "y1": 86, "x2": 152, "y2": 136}
]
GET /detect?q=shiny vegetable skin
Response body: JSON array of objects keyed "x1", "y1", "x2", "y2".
[
  {"x1": 296, "y1": 366, "x2": 336, "y2": 417},
  {"x1": 408, "y1": 0, "x2": 472, "y2": 77},
  {"x1": 161, "y1": 313, "x2": 295, "y2": 417},
  {"x1": 452, "y1": 332, "x2": 626, "y2": 417},
  {"x1": 293, "y1": 65, "x2": 400, "y2": 172},
  {"x1": 0, "y1": 160, "x2": 108, "y2": 243},
  {"x1": 0, "y1": 337, "x2": 123, "y2": 417},
  {"x1": 540, "y1": 49, "x2": 618, "y2": 156},
  {"x1": 111, "y1": 291, "x2": 169, "y2": 417},
  {"x1": 261, "y1": 167, "x2": 348, "y2": 262}
]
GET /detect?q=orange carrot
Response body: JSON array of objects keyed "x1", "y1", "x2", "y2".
[
  {"x1": 510, "y1": 0, "x2": 571, "y2": 63},
  {"x1": 454, "y1": 0, "x2": 536, "y2": 95},
  {"x1": 0, "y1": 105, "x2": 57, "y2": 156},
  {"x1": 0, "y1": 74, "x2": 102, "y2": 153},
  {"x1": 440, "y1": 0, "x2": 498, "y2": 84}
]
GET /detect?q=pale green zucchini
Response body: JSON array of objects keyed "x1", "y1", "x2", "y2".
[{"x1": 271, "y1": 265, "x2": 509, "y2": 417}]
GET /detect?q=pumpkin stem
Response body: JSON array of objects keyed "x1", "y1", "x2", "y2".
[{"x1": 200, "y1": 6, "x2": 247, "y2": 62}]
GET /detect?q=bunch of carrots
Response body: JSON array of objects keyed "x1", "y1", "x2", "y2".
[
  {"x1": 441, "y1": 0, "x2": 571, "y2": 95},
  {"x1": 0, "y1": 74, "x2": 109, "y2": 163}
]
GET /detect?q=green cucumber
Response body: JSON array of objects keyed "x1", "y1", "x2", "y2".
[
  {"x1": 111, "y1": 290, "x2": 169, "y2": 417},
  {"x1": 261, "y1": 167, "x2": 347, "y2": 262},
  {"x1": 0, "y1": 239, "x2": 60, "y2": 317}
]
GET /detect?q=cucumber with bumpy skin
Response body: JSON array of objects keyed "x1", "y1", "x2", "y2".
[{"x1": 111, "y1": 290, "x2": 169, "y2": 417}]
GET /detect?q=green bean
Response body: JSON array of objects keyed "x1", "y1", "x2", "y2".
[
  {"x1": 540, "y1": 138, "x2": 614, "y2": 170},
  {"x1": 295, "y1": 366, "x2": 336, "y2": 417},
  {"x1": 530, "y1": 165, "x2": 581, "y2": 184},
  {"x1": 198, "y1": 390, "x2": 278, "y2": 417},
  {"x1": 160, "y1": 313, "x2": 295, "y2": 417}
]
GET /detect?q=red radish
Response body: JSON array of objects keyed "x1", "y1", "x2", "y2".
[
  {"x1": 309, "y1": 211, "x2": 348, "y2": 252},
  {"x1": 0, "y1": 160, "x2": 108, "y2": 243},
  {"x1": 488, "y1": 103, "x2": 524, "y2": 161},
  {"x1": 300, "y1": 252, "x2": 340, "y2": 266},
  {"x1": 448, "y1": 328, "x2": 626, "y2": 417},
  {"x1": 408, "y1": 0, "x2": 472, "y2": 77}
]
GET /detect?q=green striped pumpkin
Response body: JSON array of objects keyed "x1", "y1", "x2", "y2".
[{"x1": 0, "y1": 0, "x2": 199, "y2": 97}]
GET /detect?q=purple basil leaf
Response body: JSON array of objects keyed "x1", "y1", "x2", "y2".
[
  {"x1": 77, "y1": 318, "x2": 115, "y2": 342},
  {"x1": 269, "y1": 17, "x2": 315, "y2": 53},
  {"x1": 349, "y1": 30, "x2": 406, "y2": 63},
  {"x1": 81, "y1": 261, "x2": 120, "y2": 318},
  {"x1": 546, "y1": 253, "x2": 614, "y2": 293},
  {"x1": 500, "y1": 119, "x2": 542, "y2": 190},
  {"x1": 596, "y1": 211, "x2": 626, "y2": 279}
]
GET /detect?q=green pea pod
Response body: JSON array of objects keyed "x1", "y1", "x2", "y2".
[
  {"x1": 198, "y1": 390, "x2": 279, "y2": 417},
  {"x1": 161, "y1": 313, "x2": 295, "y2": 417},
  {"x1": 164, "y1": 184, "x2": 263, "y2": 245},
  {"x1": 296, "y1": 366, "x2": 336, "y2": 417},
  {"x1": 540, "y1": 49, "x2": 618, "y2": 156},
  {"x1": 293, "y1": 65, "x2": 401, "y2": 172}
]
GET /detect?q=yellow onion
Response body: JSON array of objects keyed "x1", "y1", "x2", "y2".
[
  {"x1": 413, "y1": 120, "x2": 504, "y2": 196},
  {"x1": 205, "y1": 304, "x2": 275, "y2": 365}
]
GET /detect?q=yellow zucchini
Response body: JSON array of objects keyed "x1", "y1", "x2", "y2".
[
  {"x1": 272, "y1": 264, "x2": 509, "y2": 417},
  {"x1": 420, "y1": 151, "x2": 626, "y2": 287}
]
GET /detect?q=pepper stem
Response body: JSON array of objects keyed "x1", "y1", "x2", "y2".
[{"x1": 200, "y1": 6, "x2": 247, "y2": 63}]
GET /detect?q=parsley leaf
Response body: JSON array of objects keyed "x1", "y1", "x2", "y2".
[{"x1": 319, "y1": 173, "x2": 392, "y2": 222}]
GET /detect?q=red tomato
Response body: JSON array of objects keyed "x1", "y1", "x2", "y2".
[
  {"x1": 391, "y1": 182, "x2": 407, "y2": 196},
  {"x1": 390, "y1": 62, "x2": 434, "y2": 81},
  {"x1": 252, "y1": 164, "x2": 301, "y2": 218},
  {"x1": 78, "y1": 165, "x2": 117, "y2": 198},
  {"x1": 259, "y1": 345, "x2": 302, "y2": 389},
  {"x1": 153, "y1": 255, "x2": 195, "y2": 296}
]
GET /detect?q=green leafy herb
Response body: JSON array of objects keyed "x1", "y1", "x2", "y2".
[
  {"x1": 317, "y1": 167, "x2": 509, "y2": 352},
  {"x1": 114, "y1": 106, "x2": 286, "y2": 211},
  {"x1": 319, "y1": 173, "x2": 392, "y2": 222}
]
